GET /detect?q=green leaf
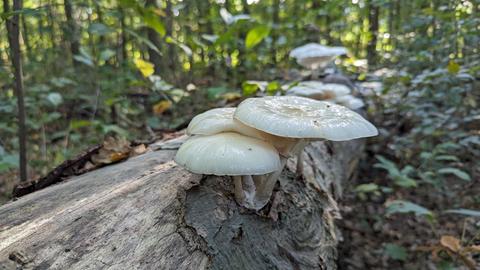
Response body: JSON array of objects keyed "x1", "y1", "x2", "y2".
[
  {"x1": 447, "y1": 60, "x2": 460, "y2": 74},
  {"x1": 134, "y1": 58, "x2": 155, "y2": 78},
  {"x1": 384, "y1": 243, "x2": 407, "y2": 261},
  {"x1": 73, "y1": 54, "x2": 94, "y2": 67},
  {"x1": 242, "y1": 81, "x2": 260, "y2": 96},
  {"x1": 434, "y1": 155, "x2": 459, "y2": 162},
  {"x1": 102, "y1": 125, "x2": 128, "y2": 136},
  {"x1": 266, "y1": 81, "x2": 281, "y2": 95},
  {"x1": 88, "y1": 23, "x2": 112, "y2": 36},
  {"x1": 206, "y1": 86, "x2": 229, "y2": 100},
  {"x1": 438, "y1": 168, "x2": 471, "y2": 181},
  {"x1": 245, "y1": 25, "x2": 270, "y2": 49},
  {"x1": 46, "y1": 92, "x2": 63, "y2": 106},
  {"x1": 444, "y1": 208, "x2": 480, "y2": 217},
  {"x1": 100, "y1": 49, "x2": 116, "y2": 61},
  {"x1": 0, "y1": 154, "x2": 19, "y2": 172},
  {"x1": 70, "y1": 120, "x2": 92, "y2": 129},
  {"x1": 125, "y1": 29, "x2": 161, "y2": 55},
  {"x1": 143, "y1": 10, "x2": 166, "y2": 37},
  {"x1": 354, "y1": 183, "x2": 379, "y2": 193},
  {"x1": 385, "y1": 200, "x2": 433, "y2": 217}
]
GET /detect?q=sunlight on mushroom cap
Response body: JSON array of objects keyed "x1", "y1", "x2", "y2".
[
  {"x1": 234, "y1": 96, "x2": 378, "y2": 141},
  {"x1": 174, "y1": 132, "x2": 281, "y2": 176},
  {"x1": 187, "y1": 108, "x2": 266, "y2": 139}
]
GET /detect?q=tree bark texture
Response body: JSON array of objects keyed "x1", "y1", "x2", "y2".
[{"x1": 0, "y1": 136, "x2": 364, "y2": 270}]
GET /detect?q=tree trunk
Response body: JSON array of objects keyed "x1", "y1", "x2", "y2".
[
  {"x1": 63, "y1": 0, "x2": 80, "y2": 66},
  {"x1": 118, "y1": 6, "x2": 128, "y2": 63},
  {"x1": 0, "y1": 135, "x2": 364, "y2": 269},
  {"x1": 4, "y1": 0, "x2": 28, "y2": 182},
  {"x1": 21, "y1": 14, "x2": 32, "y2": 61},
  {"x1": 366, "y1": 0, "x2": 379, "y2": 67}
]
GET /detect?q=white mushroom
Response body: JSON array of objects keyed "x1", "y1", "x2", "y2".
[
  {"x1": 187, "y1": 108, "x2": 265, "y2": 139},
  {"x1": 187, "y1": 107, "x2": 296, "y2": 156},
  {"x1": 174, "y1": 132, "x2": 282, "y2": 209},
  {"x1": 286, "y1": 81, "x2": 351, "y2": 100},
  {"x1": 234, "y1": 96, "x2": 377, "y2": 208},
  {"x1": 289, "y1": 43, "x2": 347, "y2": 77},
  {"x1": 331, "y1": 95, "x2": 365, "y2": 110}
]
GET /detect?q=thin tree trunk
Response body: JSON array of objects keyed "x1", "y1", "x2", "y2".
[
  {"x1": 21, "y1": 14, "x2": 33, "y2": 61},
  {"x1": 46, "y1": 0, "x2": 57, "y2": 50},
  {"x1": 366, "y1": 0, "x2": 379, "y2": 66},
  {"x1": 4, "y1": 0, "x2": 28, "y2": 182},
  {"x1": 165, "y1": 0, "x2": 178, "y2": 81},
  {"x1": 145, "y1": 0, "x2": 163, "y2": 75},
  {"x1": 271, "y1": 0, "x2": 279, "y2": 64},
  {"x1": 118, "y1": 6, "x2": 128, "y2": 63},
  {"x1": 64, "y1": 0, "x2": 80, "y2": 65},
  {"x1": 95, "y1": 1, "x2": 105, "y2": 46}
]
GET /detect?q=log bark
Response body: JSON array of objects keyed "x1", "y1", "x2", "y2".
[{"x1": 0, "y1": 136, "x2": 364, "y2": 270}]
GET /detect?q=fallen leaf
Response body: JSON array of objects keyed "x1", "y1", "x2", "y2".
[
  {"x1": 440, "y1": 235, "x2": 461, "y2": 253},
  {"x1": 91, "y1": 137, "x2": 132, "y2": 165},
  {"x1": 130, "y1": 144, "x2": 147, "y2": 156},
  {"x1": 153, "y1": 100, "x2": 172, "y2": 115},
  {"x1": 221, "y1": 92, "x2": 242, "y2": 101}
]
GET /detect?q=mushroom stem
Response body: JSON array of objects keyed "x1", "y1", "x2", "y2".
[
  {"x1": 234, "y1": 139, "x2": 318, "y2": 210},
  {"x1": 311, "y1": 68, "x2": 320, "y2": 80},
  {"x1": 233, "y1": 176, "x2": 246, "y2": 205},
  {"x1": 250, "y1": 157, "x2": 288, "y2": 210},
  {"x1": 296, "y1": 152, "x2": 304, "y2": 177}
]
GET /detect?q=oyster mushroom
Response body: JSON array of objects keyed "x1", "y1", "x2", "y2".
[
  {"x1": 174, "y1": 132, "x2": 281, "y2": 209},
  {"x1": 187, "y1": 107, "x2": 296, "y2": 156},
  {"x1": 286, "y1": 81, "x2": 351, "y2": 100},
  {"x1": 289, "y1": 43, "x2": 347, "y2": 78},
  {"x1": 233, "y1": 96, "x2": 377, "y2": 208}
]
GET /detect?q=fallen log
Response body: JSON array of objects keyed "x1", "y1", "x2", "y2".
[{"x1": 0, "y1": 135, "x2": 364, "y2": 270}]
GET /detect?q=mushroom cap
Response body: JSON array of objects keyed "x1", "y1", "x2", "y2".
[
  {"x1": 187, "y1": 107, "x2": 297, "y2": 155},
  {"x1": 187, "y1": 108, "x2": 265, "y2": 139},
  {"x1": 289, "y1": 43, "x2": 347, "y2": 59},
  {"x1": 286, "y1": 85, "x2": 327, "y2": 100},
  {"x1": 174, "y1": 132, "x2": 281, "y2": 176},
  {"x1": 286, "y1": 81, "x2": 351, "y2": 100},
  {"x1": 290, "y1": 43, "x2": 347, "y2": 69},
  {"x1": 316, "y1": 83, "x2": 351, "y2": 99},
  {"x1": 233, "y1": 96, "x2": 378, "y2": 141},
  {"x1": 334, "y1": 95, "x2": 365, "y2": 110}
]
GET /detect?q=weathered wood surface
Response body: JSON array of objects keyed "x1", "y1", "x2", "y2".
[{"x1": 0, "y1": 137, "x2": 363, "y2": 270}]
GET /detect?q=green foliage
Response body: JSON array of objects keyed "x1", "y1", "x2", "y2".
[
  {"x1": 245, "y1": 25, "x2": 270, "y2": 49},
  {"x1": 385, "y1": 200, "x2": 433, "y2": 218},
  {"x1": 374, "y1": 156, "x2": 417, "y2": 188},
  {"x1": 384, "y1": 243, "x2": 408, "y2": 261}
]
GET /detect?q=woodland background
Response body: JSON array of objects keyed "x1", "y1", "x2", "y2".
[{"x1": 0, "y1": 0, "x2": 479, "y2": 269}]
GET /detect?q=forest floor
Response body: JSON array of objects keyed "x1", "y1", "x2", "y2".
[{"x1": 338, "y1": 134, "x2": 480, "y2": 270}]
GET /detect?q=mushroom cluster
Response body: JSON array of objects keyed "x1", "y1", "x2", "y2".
[
  {"x1": 290, "y1": 43, "x2": 347, "y2": 78},
  {"x1": 175, "y1": 96, "x2": 377, "y2": 210},
  {"x1": 286, "y1": 81, "x2": 365, "y2": 110}
]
